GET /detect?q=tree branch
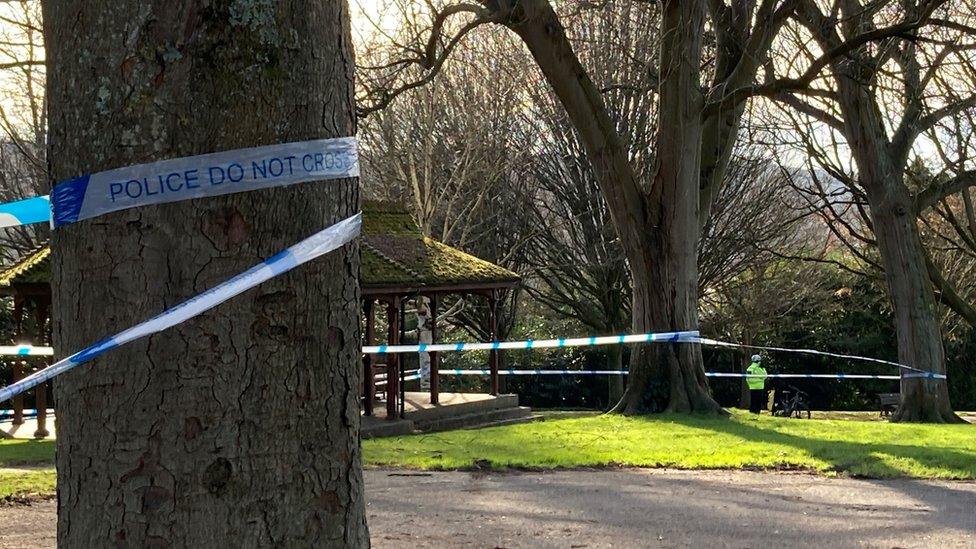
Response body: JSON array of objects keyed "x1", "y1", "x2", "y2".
[
  {"x1": 357, "y1": 5, "x2": 497, "y2": 117},
  {"x1": 925, "y1": 252, "x2": 976, "y2": 326},
  {"x1": 914, "y1": 170, "x2": 976, "y2": 213},
  {"x1": 705, "y1": 2, "x2": 942, "y2": 114}
]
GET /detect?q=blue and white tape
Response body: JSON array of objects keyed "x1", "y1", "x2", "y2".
[
  {"x1": 0, "y1": 213, "x2": 361, "y2": 403},
  {"x1": 362, "y1": 330, "x2": 700, "y2": 355},
  {"x1": 51, "y1": 137, "x2": 358, "y2": 227},
  {"x1": 0, "y1": 195, "x2": 51, "y2": 228},
  {"x1": 362, "y1": 330, "x2": 945, "y2": 380},
  {"x1": 694, "y1": 337, "x2": 945, "y2": 378},
  {"x1": 438, "y1": 369, "x2": 907, "y2": 380},
  {"x1": 0, "y1": 345, "x2": 54, "y2": 357}
]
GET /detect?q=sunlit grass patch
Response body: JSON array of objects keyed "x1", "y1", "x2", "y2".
[{"x1": 362, "y1": 410, "x2": 976, "y2": 479}]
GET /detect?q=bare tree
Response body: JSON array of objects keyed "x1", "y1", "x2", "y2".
[
  {"x1": 0, "y1": 1, "x2": 47, "y2": 260},
  {"x1": 750, "y1": 0, "x2": 976, "y2": 421},
  {"x1": 356, "y1": 0, "x2": 926, "y2": 414},
  {"x1": 359, "y1": 34, "x2": 527, "y2": 244}
]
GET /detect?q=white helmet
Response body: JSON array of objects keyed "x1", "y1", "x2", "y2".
[{"x1": 751, "y1": 354, "x2": 762, "y2": 362}]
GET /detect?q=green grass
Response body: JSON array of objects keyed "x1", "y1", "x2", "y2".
[
  {"x1": 0, "y1": 439, "x2": 56, "y2": 467},
  {"x1": 0, "y1": 469, "x2": 55, "y2": 500},
  {"x1": 362, "y1": 410, "x2": 976, "y2": 479},
  {"x1": 0, "y1": 439, "x2": 57, "y2": 499},
  {"x1": 1, "y1": 411, "x2": 972, "y2": 500}
]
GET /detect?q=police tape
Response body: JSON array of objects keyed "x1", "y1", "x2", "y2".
[
  {"x1": 0, "y1": 345, "x2": 54, "y2": 356},
  {"x1": 0, "y1": 195, "x2": 51, "y2": 228},
  {"x1": 436, "y1": 369, "x2": 908, "y2": 380},
  {"x1": 363, "y1": 330, "x2": 945, "y2": 379},
  {"x1": 362, "y1": 330, "x2": 700, "y2": 355},
  {"x1": 696, "y1": 337, "x2": 904, "y2": 369},
  {"x1": 376, "y1": 373, "x2": 422, "y2": 386},
  {"x1": 52, "y1": 138, "x2": 358, "y2": 227},
  {"x1": 694, "y1": 337, "x2": 945, "y2": 378},
  {"x1": 7, "y1": 328, "x2": 945, "y2": 382},
  {"x1": 0, "y1": 139, "x2": 359, "y2": 230},
  {"x1": 0, "y1": 214, "x2": 361, "y2": 403},
  {"x1": 12, "y1": 332, "x2": 696, "y2": 359}
]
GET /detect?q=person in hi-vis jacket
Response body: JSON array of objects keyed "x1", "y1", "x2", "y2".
[{"x1": 746, "y1": 354, "x2": 768, "y2": 414}]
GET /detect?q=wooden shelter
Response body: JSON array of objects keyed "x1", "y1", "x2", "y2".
[
  {"x1": 360, "y1": 201, "x2": 520, "y2": 419},
  {"x1": 0, "y1": 245, "x2": 53, "y2": 438},
  {"x1": 0, "y1": 201, "x2": 520, "y2": 428}
]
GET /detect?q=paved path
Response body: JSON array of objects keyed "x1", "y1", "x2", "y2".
[{"x1": 2, "y1": 469, "x2": 974, "y2": 548}]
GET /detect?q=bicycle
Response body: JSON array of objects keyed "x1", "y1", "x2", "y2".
[{"x1": 772, "y1": 386, "x2": 812, "y2": 419}]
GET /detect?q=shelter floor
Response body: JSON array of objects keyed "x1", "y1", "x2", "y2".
[
  {"x1": 361, "y1": 392, "x2": 530, "y2": 438},
  {"x1": 0, "y1": 411, "x2": 55, "y2": 440},
  {"x1": 368, "y1": 391, "x2": 497, "y2": 418}
]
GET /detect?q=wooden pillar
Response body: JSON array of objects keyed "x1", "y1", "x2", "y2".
[
  {"x1": 429, "y1": 294, "x2": 439, "y2": 405},
  {"x1": 11, "y1": 295, "x2": 25, "y2": 425},
  {"x1": 362, "y1": 299, "x2": 375, "y2": 416},
  {"x1": 398, "y1": 298, "x2": 406, "y2": 418},
  {"x1": 33, "y1": 298, "x2": 50, "y2": 439},
  {"x1": 489, "y1": 290, "x2": 499, "y2": 396},
  {"x1": 385, "y1": 297, "x2": 400, "y2": 420}
]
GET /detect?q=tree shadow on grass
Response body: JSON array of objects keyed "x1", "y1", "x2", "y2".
[
  {"x1": 660, "y1": 413, "x2": 976, "y2": 531},
  {"x1": 658, "y1": 413, "x2": 976, "y2": 479}
]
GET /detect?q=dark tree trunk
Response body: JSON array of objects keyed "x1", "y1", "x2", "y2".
[
  {"x1": 867, "y1": 185, "x2": 960, "y2": 423},
  {"x1": 45, "y1": 1, "x2": 369, "y2": 545},
  {"x1": 507, "y1": 0, "x2": 722, "y2": 415},
  {"x1": 609, "y1": 0, "x2": 722, "y2": 415},
  {"x1": 833, "y1": 71, "x2": 960, "y2": 423}
]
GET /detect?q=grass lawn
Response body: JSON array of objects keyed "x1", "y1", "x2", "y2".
[
  {"x1": 363, "y1": 410, "x2": 976, "y2": 479},
  {"x1": 0, "y1": 439, "x2": 56, "y2": 467},
  {"x1": 2, "y1": 411, "x2": 973, "y2": 499},
  {"x1": 0, "y1": 469, "x2": 55, "y2": 501},
  {"x1": 0, "y1": 439, "x2": 57, "y2": 500}
]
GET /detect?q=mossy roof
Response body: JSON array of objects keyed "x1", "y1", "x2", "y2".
[
  {"x1": 0, "y1": 203, "x2": 519, "y2": 292},
  {"x1": 361, "y1": 201, "x2": 519, "y2": 291},
  {"x1": 0, "y1": 245, "x2": 50, "y2": 287}
]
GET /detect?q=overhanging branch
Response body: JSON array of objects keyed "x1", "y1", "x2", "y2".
[{"x1": 914, "y1": 170, "x2": 976, "y2": 214}]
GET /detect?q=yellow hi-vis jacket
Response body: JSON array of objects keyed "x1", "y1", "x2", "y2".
[{"x1": 746, "y1": 362, "x2": 767, "y2": 390}]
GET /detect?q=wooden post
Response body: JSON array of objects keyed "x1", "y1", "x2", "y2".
[
  {"x1": 429, "y1": 294, "x2": 439, "y2": 405},
  {"x1": 385, "y1": 298, "x2": 400, "y2": 420},
  {"x1": 33, "y1": 298, "x2": 50, "y2": 439},
  {"x1": 11, "y1": 296, "x2": 25, "y2": 425},
  {"x1": 399, "y1": 298, "x2": 406, "y2": 418},
  {"x1": 489, "y1": 290, "x2": 499, "y2": 396},
  {"x1": 363, "y1": 299, "x2": 375, "y2": 416}
]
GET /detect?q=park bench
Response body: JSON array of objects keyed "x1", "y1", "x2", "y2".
[{"x1": 878, "y1": 393, "x2": 900, "y2": 416}]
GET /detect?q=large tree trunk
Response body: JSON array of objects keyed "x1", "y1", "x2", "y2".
[
  {"x1": 867, "y1": 184, "x2": 961, "y2": 423},
  {"x1": 610, "y1": 0, "x2": 722, "y2": 415},
  {"x1": 834, "y1": 69, "x2": 960, "y2": 423},
  {"x1": 508, "y1": 0, "x2": 722, "y2": 415},
  {"x1": 45, "y1": 1, "x2": 369, "y2": 545}
]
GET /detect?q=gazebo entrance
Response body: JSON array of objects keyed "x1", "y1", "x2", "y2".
[{"x1": 359, "y1": 202, "x2": 527, "y2": 434}]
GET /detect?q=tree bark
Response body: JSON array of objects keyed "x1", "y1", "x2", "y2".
[
  {"x1": 45, "y1": 1, "x2": 369, "y2": 545},
  {"x1": 506, "y1": 0, "x2": 723, "y2": 415},
  {"x1": 868, "y1": 185, "x2": 961, "y2": 423},
  {"x1": 609, "y1": 0, "x2": 723, "y2": 415},
  {"x1": 831, "y1": 62, "x2": 960, "y2": 423}
]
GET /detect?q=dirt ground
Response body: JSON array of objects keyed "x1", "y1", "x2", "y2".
[{"x1": 2, "y1": 468, "x2": 974, "y2": 548}]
